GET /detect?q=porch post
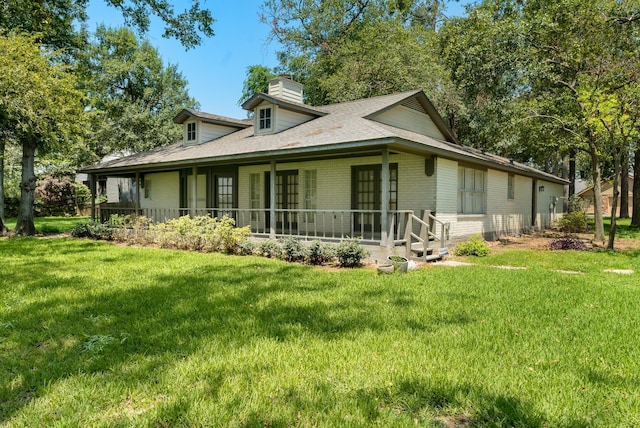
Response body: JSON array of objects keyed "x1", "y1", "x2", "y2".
[
  {"x1": 135, "y1": 171, "x2": 141, "y2": 215},
  {"x1": 270, "y1": 161, "x2": 276, "y2": 239},
  {"x1": 89, "y1": 173, "x2": 96, "y2": 222},
  {"x1": 381, "y1": 148, "x2": 390, "y2": 248},
  {"x1": 191, "y1": 166, "x2": 197, "y2": 217}
]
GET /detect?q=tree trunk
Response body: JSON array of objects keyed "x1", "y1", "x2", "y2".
[
  {"x1": 607, "y1": 153, "x2": 621, "y2": 250},
  {"x1": 569, "y1": 149, "x2": 576, "y2": 202},
  {"x1": 620, "y1": 151, "x2": 629, "y2": 218},
  {"x1": 633, "y1": 147, "x2": 640, "y2": 226},
  {"x1": 15, "y1": 136, "x2": 37, "y2": 236},
  {"x1": 0, "y1": 138, "x2": 7, "y2": 235},
  {"x1": 589, "y1": 135, "x2": 606, "y2": 243}
]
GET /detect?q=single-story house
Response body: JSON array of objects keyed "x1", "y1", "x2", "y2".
[
  {"x1": 82, "y1": 76, "x2": 566, "y2": 259},
  {"x1": 576, "y1": 175, "x2": 634, "y2": 217}
]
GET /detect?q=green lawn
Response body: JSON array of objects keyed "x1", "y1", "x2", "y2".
[
  {"x1": 1, "y1": 238, "x2": 639, "y2": 427},
  {"x1": 3, "y1": 216, "x2": 89, "y2": 234}
]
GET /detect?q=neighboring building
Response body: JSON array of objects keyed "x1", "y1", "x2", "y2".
[
  {"x1": 77, "y1": 152, "x2": 136, "y2": 204},
  {"x1": 576, "y1": 175, "x2": 634, "y2": 217},
  {"x1": 81, "y1": 76, "x2": 566, "y2": 258}
]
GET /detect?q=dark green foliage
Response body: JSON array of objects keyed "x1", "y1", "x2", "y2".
[
  {"x1": 557, "y1": 211, "x2": 588, "y2": 233},
  {"x1": 71, "y1": 221, "x2": 114, "y2": 240},
  {"x1": 335, "y1": 238, "x2": 368, "y2": 267},
  {"x1": 549, "y1": 236, "x2": 587, "y2": 251},
  {"x1": 454, "y1": 234, "x2": 490, "y2": 257},
  {"x1": 237, "y1": 240, "x2": 257, "y2": 256},
  {"x1": 305, "y1": 240, "x2": 337, "y2": 265},
  {"x1": 279, "y1": 237, "x2": 306, "y2": 262},
  {"x1": 36, "y1": 176, "x2": 87, "y2": 216},
  {"x1": 258, "y1": 239, "x2": 282, "y2": 259}
]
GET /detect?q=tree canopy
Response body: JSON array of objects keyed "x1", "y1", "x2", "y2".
[
  {"x1": 80, "y1": 26, "x2": 198, "y2": 159},
  {"x1": 0, "y1": 0, "x2": 214, "y2": 50},
  {"x1": 0, "y1": 33, "x2": 86, "y2": 235}
]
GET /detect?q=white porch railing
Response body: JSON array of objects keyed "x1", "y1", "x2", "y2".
[{"x1": 97, "y1": 205, "x2": 449, "y2": 250}]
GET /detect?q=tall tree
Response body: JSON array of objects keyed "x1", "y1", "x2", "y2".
[
  {"x1": 258, "y1": 0, "x2": 463, "y2": 123},
  {"x1": 0, "y1": 0, "x2": 214, "y2": 50},
  {"x1": 80, "y1": 26, "x2": 197, "y2": 158},
  {"x1": 0, "y1": 33, "x2": 85, "y2": 235},
  {"x1": 238, "y1": 65, "x2": 277, "y2": 108},
  {"x1": 440, "y1": 0, "x2": 639, "y2": 244}
]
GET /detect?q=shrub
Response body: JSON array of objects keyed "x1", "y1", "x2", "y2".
[
  {"x1": 237, "y1": 240, "x2": 256, "y2": 256},
  {"x1": 305, "y1": 240, "x2": 336, "y2": 265},
  {"x1": 214, "y1": 216, "x2": 250, "y2": 253},
  {"x1": 36, "y1": 176, "x2": 77, "y2": 216},
  {"x1": 280, "y1": 237, "x2": 306, "y2": 262},
  {"x1": 556, "y1": 211, "x2": 588, "y2": 233},
  {"x1": 336, "y1": 238, "x2": 368, "y2": 267},
  {"x1": 258, "y1": 239, "x2": 281, "y2": 258},
  {"x1": 151, "y1": 215, "x2": 249, "y2": 252},
  {"x1": 550, "y1": 235, "x2": 586, "y2": 251},
  {"x1": 71, "y1": 221, "x2": 113, "y2": 240},
  {"x1": 454, "y1": 234, "x2": 490, "y2": 257}
]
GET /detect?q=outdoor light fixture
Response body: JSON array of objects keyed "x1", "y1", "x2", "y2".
[{"x1": 538, "y1": 185, "x2": 545, "y2": 192}]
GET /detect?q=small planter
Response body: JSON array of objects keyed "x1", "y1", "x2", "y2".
[
  {"x1": 387, "y1": 255, "x2": 409, "y2": 273},
  {"x1": 377, "y1": 264, "x2": 395, "y2": 275}
]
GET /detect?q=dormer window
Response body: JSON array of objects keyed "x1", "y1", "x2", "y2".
[
  {"x1": 187, "y1": 122, "x2": 196, "y2": 141},
  {"x1": 258, "y1": 107, "x2": 272, "y2": 130}
]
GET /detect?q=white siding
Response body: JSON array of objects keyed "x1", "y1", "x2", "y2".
[
  {"x1": 198, "y1": 123, "x2": 238, "y2": 144},
  {"x1": 141, "y1": 172, "x2": 179, "y2": 209},
  {"x1": 373, "y1": 105, "x2": 445, "y2": 140},
  {"x1": 434, "y1": 159, "x2": 565, "y2": 241},
  {"x1": 187, "y1": 174, "x2": 207, "y2": 208},
  {"x1": 268, "y1": 78, "x2": 304, "y2": 103},
  {"x1": 536, "y1": 181, "x2": 564, "y2": 229},
  {"x1": 183, "y1": 120, "x2": 239, "y2": 146},
  {"x1": 274, "y1": 106, "x2": 314, "y2": 132}
]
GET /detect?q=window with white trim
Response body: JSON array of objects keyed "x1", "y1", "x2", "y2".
[
  {"x1": 304, "y1": 170, "x2": 317, "y2": 221},
  {"x1": 250, "y1": 173, "x2": 260, "y2": 221},
  {"x1": 458, "y1": 166, "x2": 485, "y2": 214},
  {"x1": 258, "y1": 107, "x2": 272, "y2": 130},
  {"x1": 507, "y1": 173, "x2": 515, "y2": 200},
  {"x1": 187, "y1": 122, "x2": 196, "y2": 141}
]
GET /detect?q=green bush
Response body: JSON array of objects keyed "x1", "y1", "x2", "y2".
[
  {"x1": 305, "y1": 240, "x2": 336, "y2": 265},
  {"x1": 70, "y1": 221, "x2": 114, "y2": 240},
  {"x1": 214, "y1": 216, "x2": 250, "y2": 253},
  {"x1": 454, "y1": 234, "x2": 490, "y2": 257},
  {"x1": 258, "y1": 239, "x2": 281, "y2": 258},
  {"x1": 336, "y1": 238, "x2": 369, "y2": 267},
  {"x1": 279, "y1": 237, "x2": 306, "y2": 262},
  {"x1": 237, "y1": 240, "x2": 256, "y2": 256},
  {"x1": 556, "y1": 211, "x2": 588, "y2": 233},
  {"x1": 151, "y1": 215, "x2": 250, "y2": 252}
]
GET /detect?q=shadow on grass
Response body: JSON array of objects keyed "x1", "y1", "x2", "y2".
[
  {"x1": 0, "y1": 238, "x2": 479, "y2": 422},
  {"x1": 270, "y1": 378, "x2": 588, "y2": 427}
]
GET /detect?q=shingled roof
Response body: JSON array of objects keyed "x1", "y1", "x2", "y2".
[{"x1": 81, "y1": 90, "x2": 565, "y2": 184}]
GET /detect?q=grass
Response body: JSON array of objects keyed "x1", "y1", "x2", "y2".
[
  {"x1": 1, "y1": 237, "x2": 639, "y2": 426},
  {"x1": 3, "y1": 216, "x2": 89, "y2": 234},
  {"x1": 600, "y1": 217, "x2": 640, "y2": 239}
]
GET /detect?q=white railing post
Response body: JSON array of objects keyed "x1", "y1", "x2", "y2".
[
  {"x1": 404, "y1": 212, "x2": 412, "y2": 259},
  {"x1": 381, "y1": 148, "x2": 389, "y2": 247},
  {"x1": 269, "y1": 161, "x2": 276, "y2": 239}
]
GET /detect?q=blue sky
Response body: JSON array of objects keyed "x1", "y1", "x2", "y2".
[{"x1": 86, "y1": 0, "x2": 468, "y2": 119}]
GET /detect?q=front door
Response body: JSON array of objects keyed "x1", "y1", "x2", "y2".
[
  {"x1": 266, "y1": 170, "x2": 299, "y2": 233},
  {"x1": 351, "y1": 164, "x2": 398, "y2": 234},
  {"x1": 213, "y1": 173, "x2": 235, "y2": 218}
]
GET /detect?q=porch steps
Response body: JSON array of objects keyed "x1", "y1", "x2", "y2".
[{"x1": 410, "y1": 243, "x2": 443, "y2": 262}]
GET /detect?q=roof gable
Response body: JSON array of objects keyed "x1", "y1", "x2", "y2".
[
  {"x1": 173, "y1": 109, "x2": 251, "y2": 129},
  {"x1": 364, "y1": 91, "x2": 457, "y2": 144}
]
